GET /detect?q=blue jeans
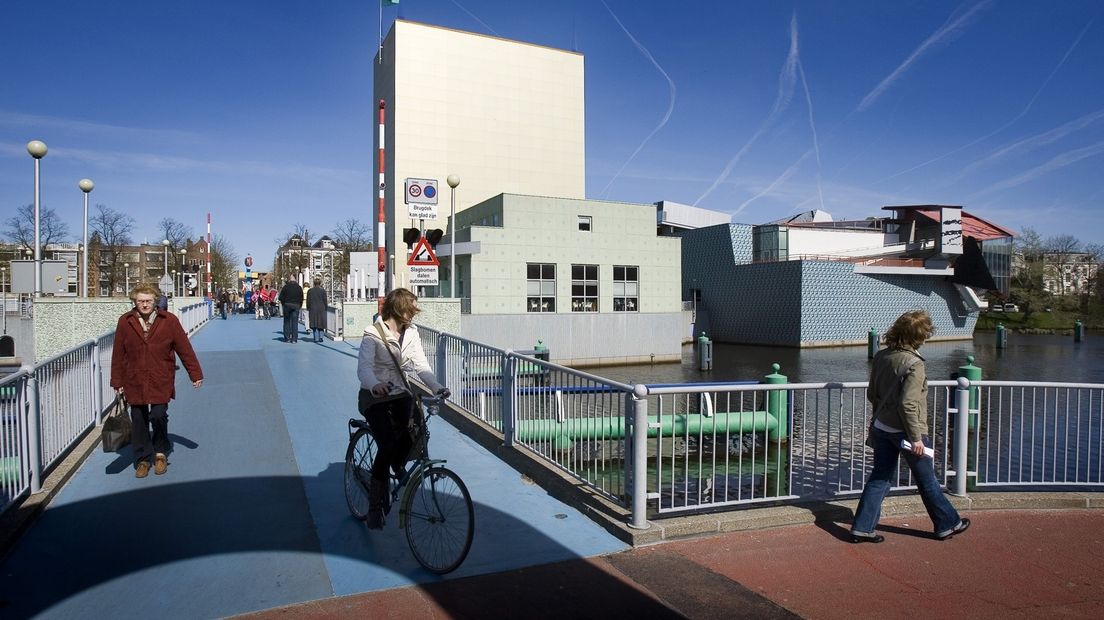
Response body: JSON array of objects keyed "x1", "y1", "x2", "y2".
[
  {"x1": 282, "y1": 305, "x2": 300, "y2": 342},
  {"x1": 852, "y1": 427, "x2": 961, "y2": 537}
]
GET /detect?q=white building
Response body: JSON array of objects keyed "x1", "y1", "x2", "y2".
[{"x1": 374, "y1": 20, "x2": 585, "y2": 291}]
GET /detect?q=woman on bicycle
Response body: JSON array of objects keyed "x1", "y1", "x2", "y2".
[{"x1": 356, "y1": 287, "x2": 449, "y2": 529}]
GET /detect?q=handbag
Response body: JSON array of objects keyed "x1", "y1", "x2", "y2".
[{"x1": 101, "y1": 394, "x2": 131, "y2": 453}]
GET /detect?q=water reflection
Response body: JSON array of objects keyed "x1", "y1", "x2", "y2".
[{"x1": 590, "y1": 333, "x2": 1104, "y2": 385}]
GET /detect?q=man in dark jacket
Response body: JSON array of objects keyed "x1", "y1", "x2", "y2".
[
  {"x1": 110, "y1": 284, "x2": 204, "y2": 478},
  {"x1": 278, "y1": 275, "x2": 304, "y2": 343},
  {"x1": 306, "y1": 278, "x2": 328, "y2": 342}
]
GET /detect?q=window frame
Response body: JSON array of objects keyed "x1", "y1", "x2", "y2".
[
  {"x1": 570, "y1": 264, "x2": 599, "y2": 312},
  {"x1": 612, "y1": 265, "x2": 639, "y2": 312},
  {"x1": 526, "y1": 263, "x2": 556, "y2": 312}
]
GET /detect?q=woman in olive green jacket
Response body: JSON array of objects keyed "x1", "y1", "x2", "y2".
[{"x1": 851, "y1": 310, "x2": 970, "y2": 543}]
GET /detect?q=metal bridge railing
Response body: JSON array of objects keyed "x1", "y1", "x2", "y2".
[
  {"x1": 418, "y1": 326, "x2": 1104, "y2": 529},
  {"x1": 0, "y1": 304, "x2": 211, "y2": 517}
]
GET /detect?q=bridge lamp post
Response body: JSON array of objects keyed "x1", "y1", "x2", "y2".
[
  {"x1": 446, "y1": 174, "x2": 459, "y2": 298},
  {"x1": 27, "y1": 140, "x2": 48, "y2": 297},
  {"x1": 161, "y1": 239, "x2": 170, "y2": 276},
  {"x1": 78, "y1": 178, "x2": 94, "y2": 297},
  {"x1": 124, "y1": 263, "x2": 130, "y2": 295}
]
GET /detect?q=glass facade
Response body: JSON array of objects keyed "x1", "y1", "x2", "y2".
[{"x1": 981, "y1": 236, "x2": 1012, "y2": 296}]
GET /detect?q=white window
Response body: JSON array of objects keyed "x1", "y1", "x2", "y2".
[
  {"x1": 578, "y1": 215, "x2": 592, "y2": 232},
  {"x1": 613, "y1": 266, "x2": 638, "y2": 312},
  {"x1": 571, "y1": 264, "x2": 598, "y2": 312},
  {"x1": 526, "y1": 263, "x2": 555, "y2": 312}
]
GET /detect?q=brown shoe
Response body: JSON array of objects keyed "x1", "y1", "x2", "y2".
[
  {"x1": 135, "y1": 461, "x2": 151, "y2": 478},
  {"x1": 154, "y1": 453, "x2": 168, "y2": 475}
]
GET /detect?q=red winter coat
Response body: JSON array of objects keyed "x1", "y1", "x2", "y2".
[{"x1": 110, "y1": 309, "x2": 204, "y2": 405}]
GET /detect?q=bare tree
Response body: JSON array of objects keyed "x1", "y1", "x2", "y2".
[
  {"x1": 158, "y1": 218, "x2": 194, "y2": 250},
  {"x1": 4, "y1": 204, "x2": 70, "y2": 252},
  {"x1": 209, "y1": 234, "x2": 240, "y2": 292},
  {"x1": 89, "y1": 204, "x2": 135, "y2": 296},
  {"x1": 331, "y1": 218, "x2": 371, "y2": 251}
]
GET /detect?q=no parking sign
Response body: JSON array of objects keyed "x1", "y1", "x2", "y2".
[{"x1": 404, "y1": 177, "x2": 439, "y2": 218}]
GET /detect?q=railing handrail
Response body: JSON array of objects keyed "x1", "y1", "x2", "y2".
[{"x1": 509, "y1": 350, "x2": 635, "y2": 392}]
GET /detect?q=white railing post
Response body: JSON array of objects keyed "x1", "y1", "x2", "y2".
[
  {"x1": 502, "y1": 352, "x2": 516, "y2": 448},
  {"x1": 627, "y1": 384, "x2": 650, "y2": 530},
  {"x1": 91, "y1": 339, "x2": 104, "y2": 424},
  {"x1": 24, "y1": 365, "x2": 42, "y2": 493},
  {"x1": 952, "y1": 377, "x2": 970, "y2": 497}
]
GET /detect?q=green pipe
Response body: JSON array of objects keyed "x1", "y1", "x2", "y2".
[{"x1": 515, "y1": 411, "x2": 778, "y2": 445}]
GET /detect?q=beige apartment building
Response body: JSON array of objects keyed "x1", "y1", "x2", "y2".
[{"x1": 374, "y1": 20, "x2": 585, "y2": 291}]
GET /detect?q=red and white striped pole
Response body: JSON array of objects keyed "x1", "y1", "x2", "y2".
[
  {"x1": 206, "y1": 213, "x2": 213, "y2": 299},
  {"x1": 377, "y1": 99, "x2": 387, "y2": 314}
]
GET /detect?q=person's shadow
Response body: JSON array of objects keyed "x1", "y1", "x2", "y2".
[{"x1": 104, "y1": 434, "x2": 200, "y2": 474}]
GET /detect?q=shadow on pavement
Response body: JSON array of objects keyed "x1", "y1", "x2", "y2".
[{"x1": 0, "y1": 471, "x2": 662, "y2": 618}]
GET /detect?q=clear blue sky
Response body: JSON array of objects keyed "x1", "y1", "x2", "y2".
[{"x1": 2, "y1": 1, "x2": 1102, "y2": 270}]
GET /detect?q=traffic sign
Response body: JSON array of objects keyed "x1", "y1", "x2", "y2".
[
  {"x1": 407, "y1": 237, "x2": 440, "y2": 267},
  {"x1": 405, "y1": 177, "x2": 439, "y2": 219},
  {"x1": 409, "y1": 265, "x2": 438, "y2": 286}
]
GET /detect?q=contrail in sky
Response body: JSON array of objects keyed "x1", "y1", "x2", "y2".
[
  {"x1": 693, "y1": 18, "x2": 798, "y2": 206},
  {"x1": 796, "y1": 52, "x2": 824, "y2": 210},
  {"x1": 879, "y1": 16, "x2": 1096, "y2": 183},
  {"x1": 856, "y1": 0, "x2": 992, "y2": 113},
  {"x1": 958, "y1": 107, "x2": 1104, "y2": 177},
  {"x1": 734, "y1": 148, "x2": 814, "y2": 215},
  {"x1": 740, "y1": 15, "x2": 824, "y2": 213},
  {"x1": 981, "y1": 141, "x2": 1104, "y2": 194},
  {"x1": 448, "y1": 0, "x2": 499, "y2": 36},
  {"x1": 598, "y1": 0, "x2": 676, "y2": 198}
]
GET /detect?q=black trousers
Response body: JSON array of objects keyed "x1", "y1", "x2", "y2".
[
  {"x1": 282, "y1": 305, "x2": 300, "y2": 341},
  {"x1": 360, "y1": 393, "x2": 414, "y2": 482},
  {"x1": 130, "y1": 403, "x2": 170, "y2": 464}
]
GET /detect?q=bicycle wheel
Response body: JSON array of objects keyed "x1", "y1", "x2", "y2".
[
  {"x1": 344, "y1": 428, "x2": 377, "y2": 520},
  {"x1": 403, "y1": 466, "x2": 474, "y2": 574}
]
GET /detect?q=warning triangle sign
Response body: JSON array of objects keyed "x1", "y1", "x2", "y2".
[{"x1": 408, "y1": 237, "x2": 440, "y2": 267}]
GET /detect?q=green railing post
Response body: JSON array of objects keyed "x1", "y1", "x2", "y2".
[
  {"x1": 763, "y1": 363, "x2": 788, "y2": 442},
  {"x1": 956, "y1": 355, "x2": 981, "y2": 490},
  {"x1": 867, "y1": 328, "x2": 878, "y2": 359}
]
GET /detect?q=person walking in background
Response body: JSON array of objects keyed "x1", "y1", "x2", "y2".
[
  {"x1": 851, "y1": 310, "x2": 970, "y2": 543},
  {"x1": 357, "y1": 287, "x2": 450, "y2": 529},
  {"x1": 110, "y1": 284, "x2": 204, "y2": 478},
  {"x1": 278, "y1": 275, "x2": 304, "y2": 343},
  {"x1": 254, "y1": 285, "x2": 266, "y2": 319},
  {"x1": 306, "y1": 278, "x2": 328, "y2": 343},
  {"x1": 217, "y1": 288, "x2": 230, "y2": 320}
]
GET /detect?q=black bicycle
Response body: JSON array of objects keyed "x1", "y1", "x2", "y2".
[{"x1": 343, "y1": 394, "x2": 474, "y2": 574}]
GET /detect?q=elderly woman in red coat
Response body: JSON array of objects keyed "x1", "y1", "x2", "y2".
[{"x1": 110, "y1": 284, "x2": 204, "y2": 478}]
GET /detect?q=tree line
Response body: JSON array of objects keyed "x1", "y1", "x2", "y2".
[{"x1": 1012, "y1": 228, "x2": 1103, "y2": 316}]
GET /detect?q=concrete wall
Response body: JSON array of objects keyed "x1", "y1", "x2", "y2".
[
  {"x1": 342, "y1": 299, "x2": 461, "y2": 343},
  {"x1": 459, "y1": 312, "x2": 683, "y2": 367}
]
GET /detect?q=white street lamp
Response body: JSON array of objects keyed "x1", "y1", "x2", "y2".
[
  {"x1": 78, "y1": 178, "x2": 94, "y2": 297},
  {"x1": 161, "y1": 239, "x2": 170, "y2": 276},
  {"x1": 27, "y1": 140, "x2": 47, "y2": 297},
  {"x1": 180, "y1": 248, "x2": 187, "y2": 296},
  {"x1": 446, "y1": 174, "x2": 460, "y2": 298},
  {"x1": 124, "y1": 262, "x2": 130, "y2": 294}
]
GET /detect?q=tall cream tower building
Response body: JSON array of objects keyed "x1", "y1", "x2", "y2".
[{"x1": 374, "y1": 20, "x2": 586, "y2": 292}]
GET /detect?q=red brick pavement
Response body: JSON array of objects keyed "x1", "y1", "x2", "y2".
[{"x1": 240, "y1": 510, "x2": 1104, "y2": 620}]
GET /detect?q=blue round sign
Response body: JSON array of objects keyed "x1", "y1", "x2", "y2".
[{"x1": 423, "y1": 185, "x2": 437, "y2": 199}]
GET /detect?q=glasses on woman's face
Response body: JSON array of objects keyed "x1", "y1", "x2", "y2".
[{"x1": 135, "y1": 296, "x2": 156, "y2": 306}]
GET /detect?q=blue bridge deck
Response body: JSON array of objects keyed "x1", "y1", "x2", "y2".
[{"x1": 0, "y1": 315, "x2": 627, "y2": 619}]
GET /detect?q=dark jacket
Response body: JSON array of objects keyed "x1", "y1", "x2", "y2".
[
  {"x1": 278, "y1": 280, "x2": 304, "y2": 308},
  {"x1": 110, "y1": 309, "x2": 203, "y2": 405},
  {"x1": 306, "y1": 285, "x2": 328, "y2": 329},
  {"x1": 868, "y1": 346, "x2": 927, "y2": 442}
]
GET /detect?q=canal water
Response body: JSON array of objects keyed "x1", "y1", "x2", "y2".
[{"x1": 589, "y1": 333, "x2": 1104, "y2": 386}]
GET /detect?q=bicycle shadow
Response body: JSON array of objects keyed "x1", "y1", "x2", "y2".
[{"x1": 0, "y1": 465, "x2": 669, "y2": 619}]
